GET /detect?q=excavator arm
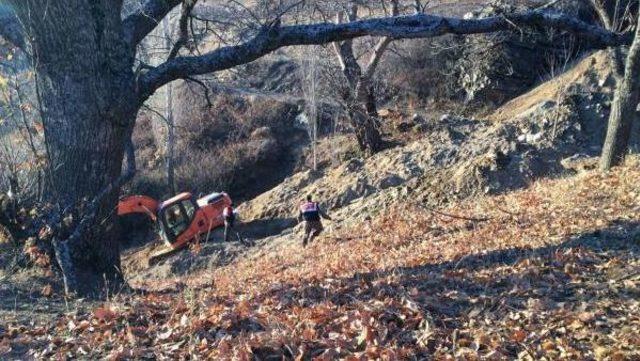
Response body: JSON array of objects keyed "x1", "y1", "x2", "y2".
[{"x1": 117, "y1": 195, "x2": 159, "y2": 221}]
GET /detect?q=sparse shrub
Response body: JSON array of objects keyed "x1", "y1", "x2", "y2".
[{"x1": 130, "y1": 83, "x2": 307, "y2": 201}]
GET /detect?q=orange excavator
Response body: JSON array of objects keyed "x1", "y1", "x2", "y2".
[{"x1": 118, "y1": 191, "x2": 232, "y2": 264}]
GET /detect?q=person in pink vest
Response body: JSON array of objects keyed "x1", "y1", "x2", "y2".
[
  {"x1": 298, "y1": 194, "x2": 331, "y2": 247},
  {"x1": 223, "y1": 202, "x2": 238, "y2": 243}
]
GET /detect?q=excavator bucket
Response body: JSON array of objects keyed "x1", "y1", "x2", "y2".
[{"x1": 118, "y1": 195, "x2": 159, "y2": 220}]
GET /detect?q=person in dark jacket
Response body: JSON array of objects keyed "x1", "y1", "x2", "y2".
[
  {"x1": 298, "y1": 195, "x2": 331, "y2": 247},
  {"x1": 223, "y1": 202, "x2": 237, "y2": 243}
]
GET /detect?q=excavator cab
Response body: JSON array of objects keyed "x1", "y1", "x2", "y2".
[
  {"x1": 156, "y1": 193, "x2": 198, "y2": 246},
  {"x1": 118, "y1": 191, "x2": 233, "y2": 264}
]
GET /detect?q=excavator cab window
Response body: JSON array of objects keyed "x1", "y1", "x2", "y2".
[{"x1": 158, "y1": 199, "x2": 198, "y2": 243}]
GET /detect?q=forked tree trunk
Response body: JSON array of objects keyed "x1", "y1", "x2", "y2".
[
  {"x1": 10, "y1": 1, "x2": 137, "y2": 294},
  {"x1": 600, "y1": 11, "x2": 640, "y2": 170},
  {"x1": 332, "y1": 15, "x2": 385, "y2": 155}
]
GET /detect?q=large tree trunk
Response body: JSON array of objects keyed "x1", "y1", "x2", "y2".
[
  {"x1": 350, "y1": 78, "x2": 383, "y2": 154},
  {"x1": 364, "y1": 85, "x2": 378, "y2": 117},
  {"x1": 11, "y1": 0, "x2": 137, "y2": 294},
  {"x1": 345, "y1": 82, "x2": 383, "y2": 154},
  {"x1": 349, "y1": 107, "x2": 383, "y2": 154},
  {"x1": 600, "y1": 12, "x2": 640, "y2": 170}
]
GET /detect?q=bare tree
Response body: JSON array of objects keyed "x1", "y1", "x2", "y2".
[
  {"x1": 592, "y1": 0, "x2": 637, "y2": 170},
  {"x1": 330, "y1": 1, "x2": 400, "y2": 154},
  {"x1": 162, "y1": 15, "x2": 178, "y2": 194},
  {"x1": 0, "y1": 0, "x2": 630, "y2": 294},
  {"x1": 600, "y1": 3, "x2": 640, "y2": 170},
  {"x1": 0, "y1": 62, "x2": 44, "y2": 202},
  {"x1": 299, "y1": 45, "x2": 321, "y2": 170}
]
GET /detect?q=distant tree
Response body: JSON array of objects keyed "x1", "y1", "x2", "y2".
[
  {"x1": 329, "y1": 0, "x2": 400, "y2": 154},
  {"x1": 592, "y1": 0, "x2": 637, "y2": 170},
  {"x1": 0, "y1": 0, "x2": 629, "y2": 295},
  {"x1": 600, "y1": 3, "x2": 640, "y2": 170}
]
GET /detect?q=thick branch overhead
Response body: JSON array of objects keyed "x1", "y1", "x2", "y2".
[
  {"x1": 122, "y1": 0, "x2": 183, "y2": 47},
  {"x1": 138, "y1": 9, "x2": 631, "y2": 98}
]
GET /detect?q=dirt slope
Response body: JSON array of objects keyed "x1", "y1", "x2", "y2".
[
  {"x1": 238, "y1": 51, "x2": 616, "y2": 227},
  {"x1": 490, "y1": 50, "x2": 615, "y2": 123}
]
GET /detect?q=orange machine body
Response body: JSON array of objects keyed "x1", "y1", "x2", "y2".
[{"x1": 118, "y1": 191, "x2": 232, "y2": 250}]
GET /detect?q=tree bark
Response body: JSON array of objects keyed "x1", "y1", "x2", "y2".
[
  {"x1": 163, "y1": 17, "x2": 177, "y2": 194},
  {"x1": 347, "y1": 106, "x2": 383, "y2": 154},
  {"x1": 10, "y1": 0, "x2": 138, "y2": 294},
  {"x1": 600, "y1": 11, "x2": 640, "y2": 170},
  {"x1": 365, "y1": 86, "x2": 378, "y2": 117}
]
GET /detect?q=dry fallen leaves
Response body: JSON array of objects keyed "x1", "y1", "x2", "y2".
[{"x1": 6, "y1": 164, "x2": 640, "y2": 359}]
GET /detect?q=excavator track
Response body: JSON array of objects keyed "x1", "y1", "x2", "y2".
[{"x1": 147, "y1": 246, "x2": 181, "y2": 266}]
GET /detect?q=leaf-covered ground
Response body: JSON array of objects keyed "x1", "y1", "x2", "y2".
[{"x1": 2, "y1": 163, "x2": 640, "y2": 360}]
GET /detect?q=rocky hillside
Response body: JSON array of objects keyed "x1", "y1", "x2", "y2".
[{"x1": 239, "y1": 51, "x2": 619, "y2": 227}]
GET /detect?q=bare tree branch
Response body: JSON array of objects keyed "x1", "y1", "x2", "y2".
[
  {"x1": 122, "y1": 0, "x2": 183, "y2": 48},
  {"x1": 184, "y1": 76, "x2": 213, "y2": 107},
  {"x1": 332, "y1": 11, "x2": 361, "y2": 89},
  {"x1": 589, "y1": 0, "x2": 613, "y2": 30},
  {"x1": 167, "y1": 0, "x2": 198, "y2": 60},
  {"x1": 361, "y1": 37, "x2": 392, "y2": 80},
  {"x1": 138, "y1": 9, "x2": 631, "y2": 99},
  {"x1": 0, "y1": 5, "x2": 26, "y2": 51},
  {"x1": 361, "y1": 0, "x2": 399, "y2": 80}
]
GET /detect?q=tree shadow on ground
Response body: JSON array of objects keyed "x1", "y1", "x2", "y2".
[
  {"x1": 0, "y1": 274, "x2": 68, "y2": 314},
  {"x1": 287, "y1": 218, "x2": 639, "y2": 305},
  {"x1": 237, "y1": 217, "x2": 297, "y2": 239},
  {"x1": 159, "y1": 218, "x2": 296, "y2": 276},
  {"x1": 243, "y1": 219, "x2": 640, "y2": 356}
]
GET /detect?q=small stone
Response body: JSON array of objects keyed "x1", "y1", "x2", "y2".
[
  {"x1": 412, "y1": 114, "x2": 425, "y2": 123},
  {"x1": 377, "y1": 174, "x2": 405, "y2": 189},
  {"x1": 560, "y1": 154, "x2": 598, "y2": 172}
]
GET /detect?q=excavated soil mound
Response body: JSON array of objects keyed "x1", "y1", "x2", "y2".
[{"x1": 239, "y1": 52, "x2": 618, "y2": 224}]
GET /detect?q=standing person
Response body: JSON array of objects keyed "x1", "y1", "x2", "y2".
[
  {"x1": 299, "y1": 195, "x2": 331, "y2": 247},
  {"x1": 223, "y1": 202, "x2": 237, "y2": 243}
]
